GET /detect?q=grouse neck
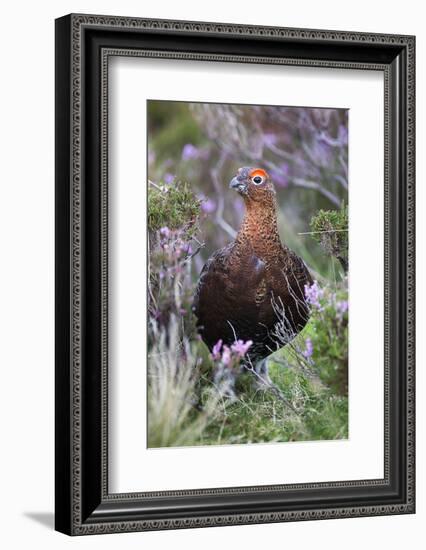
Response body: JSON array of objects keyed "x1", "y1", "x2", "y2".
[{"x1": 235, "y1": 199, "x2": 282, "y2": 258}]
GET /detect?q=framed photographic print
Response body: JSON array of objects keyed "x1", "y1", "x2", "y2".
[{"x1": 55, "y1": 14, "x2": 415, "y2": 535}]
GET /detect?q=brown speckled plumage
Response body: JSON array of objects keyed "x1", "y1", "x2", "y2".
[{"x1": 194, "y1": 167, "x2": 312, "y2": 364}]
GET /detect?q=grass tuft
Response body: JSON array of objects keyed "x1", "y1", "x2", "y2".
[{"x1": 147, "y1": 316, "x2": 224, "y2": 448}]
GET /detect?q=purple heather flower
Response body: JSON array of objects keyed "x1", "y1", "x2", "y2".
[
  {"x1": 212, "y1": 339, "x2": 223, "y2": 360},
  {"x1": 163, "y1": 173, "x2": 175, "y2": 184},
  {"x1": 159, "y1": 226, "x2": 171, "y2": 239},
  {"x1": 221, "y1": 345, "x2": 232, "y2": 367},
  {"x1": 181, "y1": 143, "x2": 199, "y2": 161},
  {"x1": 173, "y1": 245, "x2": 183, "y2": 259},
  {"x1": 174, "y1": 242, "x2": 191, "y2": 258},
  {"x1": 302, "y1": 337, "x2": 314, "y2": 359},
  {"x1": 231, "y1": 339, "x2": 253, "y2": 358},
  {"x1": 201, "y1": 198, "x2": 216, "y2": 214},
  {"x1": 304, "y1": 280, "x2": 324, "y2": 310}
]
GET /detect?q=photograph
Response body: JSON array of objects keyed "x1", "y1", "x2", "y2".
[
  {"x1": 147, "y1": 100, "x2": 349, "y2": 448},
  {"x1": 52, "y1": 11, "x2": 415, "y2": 537}
]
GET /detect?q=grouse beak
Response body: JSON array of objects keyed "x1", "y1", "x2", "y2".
[{"x1": 230, "y1": 176, "x2": 248, "y2": 195}]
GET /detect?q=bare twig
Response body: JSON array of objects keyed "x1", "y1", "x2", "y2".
[
  {"x1": 298, "y1": 229, "x2": 349, "y2": 236},
  {"x1": 148, "y1": 179, "x2": 166, "y2": 192}
]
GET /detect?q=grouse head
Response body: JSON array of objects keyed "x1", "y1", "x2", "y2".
[{"x1": 229, "y1": 167, "x2": 275, "y2": 206}]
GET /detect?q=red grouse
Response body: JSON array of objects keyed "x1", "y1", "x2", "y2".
[{"x1": 194, "y1": 167, "x2": 312, "y2": 384}]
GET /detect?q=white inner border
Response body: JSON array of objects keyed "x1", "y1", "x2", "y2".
[{"x1": 108, "y1": 57, "x2": 384, "y2": 494}]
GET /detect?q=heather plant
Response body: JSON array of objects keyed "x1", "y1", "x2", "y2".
[
  {"x1": 269, "y1": 276, "x2": 348, "y2": 396},
  {"x1": 310, "y1": 205, "x2": 349, "y2": 273},
  {"x1": 148, "y1": 226, "x2": 198, "y2": 338},
  {"x1": 209, "y1": 338, "x2": 253, "y2": 399},
  {"x1": 147, "y1": 179, "x2": 204, "y2": 343},
  {"x1": 302, "y1": 280, "x2": 349, "y2": 395},
  {"x1": 148, "y1": 179, "x2": 201, "y2": 238}
]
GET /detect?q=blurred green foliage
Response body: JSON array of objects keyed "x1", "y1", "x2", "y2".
[{"x1": 148, "y1": 100, "x2": 205, "y2": 163}]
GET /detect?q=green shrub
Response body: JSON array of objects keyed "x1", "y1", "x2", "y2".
[
  {"x1": 148, "y1": 179, "x2": 201, "y2": 237},
  {"x1": 310, "y1": 205, "x2": 348, "y2": 272},
  {"x1": 302, "y1": 280, "x2": 348, "y2": 395}
]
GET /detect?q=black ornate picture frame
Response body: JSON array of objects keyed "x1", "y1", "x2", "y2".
[{"x1": 55, "y1": 13, "x2": 415, "y2": 535}]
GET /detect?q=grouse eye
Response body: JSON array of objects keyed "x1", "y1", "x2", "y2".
[{"x1": 253, "y1": 176, "x2": 263, "y2": 185}]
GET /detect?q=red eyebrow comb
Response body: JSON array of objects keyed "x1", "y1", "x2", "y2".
[{"x1": 249, "y1": 168, "x2": 268, "y2": 178}]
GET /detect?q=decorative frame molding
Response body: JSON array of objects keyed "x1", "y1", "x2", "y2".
[{"x1": 55, "y1": 14, "x2": 415, "y2": 535}]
